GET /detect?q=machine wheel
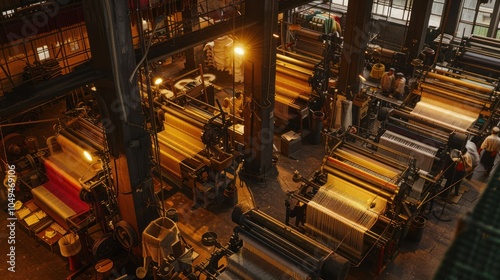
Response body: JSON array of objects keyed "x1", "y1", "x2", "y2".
[
  {"x1": 0, "y1": 133, "x2": 27, "y2": 162},
  {"x1": 114, "y1": 220, "x2": 138, "y2": 249}
]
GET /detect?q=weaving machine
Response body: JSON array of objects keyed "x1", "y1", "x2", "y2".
[
  {"x1": 376, "y1": 104, "x2": 473, "y2": 175},
  {"x1": 374, "y1": 67, "x2": 499, "y2": 173},
  {"x1": 154, "y1": 95, "x2": 237, "y2": 207},
  {"x1": 31, "y1": 117, "x2": 108, "y2": 230},
  {"x1": 274, "y1": 52, "x2": 316, "y2": 121},
  {"x1": 200, "y1": 206, "x2": 350, "y2": 280},
  {"x1": 408, "y1": 68, "x2": 498, "y2": 134},
  {"x1": 286, "y1": 132, "x2": 432, "y2": 274},
  {"x1": 455, "y1": 35, "x2": 500, "y2": 78}
]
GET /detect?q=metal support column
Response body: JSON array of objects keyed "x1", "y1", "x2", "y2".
[
  {"x1": 338, "y1": 0, "x2": 373, "y2": 99},
  {"x1": 242, "y1": 0, "x2": 279, "y2": 180},
  {"x1": 83, "y1": 0, "x2": 159, "y2": 255},
  {"x1": 404, "y1": 0, "x2": 434, "y2": 62}
]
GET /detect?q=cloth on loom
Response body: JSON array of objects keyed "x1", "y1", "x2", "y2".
[
  {"x1": 31, "y1": 134, "x2": 100, "y2": 229},
  {"x1": 379, "y1": 130, "x2": 437, "y2": 172},
  {"x1": 419, "y1": 87, "x2": 482, "y2": 119},
  {"x1": 218, "y1": 233, "x2": 309, "y2": 280},
  {"x1": 156, "y1": 120, "x2": 205, "y2": 178},
  {"x1": 305, "y1": 174, "x2": 387, "y2": 254},
  {"x1": 410, "y1": 102, "x2": 476, "y2": 132}
]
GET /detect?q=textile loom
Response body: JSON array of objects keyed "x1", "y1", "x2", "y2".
[
  {"x1": 274, "y1": 52, "x2": 316, "y2": 121},
  {"x1": 455, "y1": 35, "x2": 500, "y2": 77},
  {"x1": 154, "y1": 95, "x2": 237, "y2": 207},
  {"x1": 376, "y1": 105, "x2": 472, "y2": 174},
  {"x1": 410, "y1": 69, "x2": 498, "y2": 134},
  {"x1": 201, "y1": 206, "x2": 350, "y2": 280},
  {"x1": 375, "y1": 68, "x2": 498, "y2": 173},
  {"x1": 276, "y1": 22, "x2": 344, "y2": 122},
  {"x1": 31, "y1": 117, "x2": 108, "y2": 230},
  {"x1": 286, "y1": 133, "x2": 433, "y2": 274}
]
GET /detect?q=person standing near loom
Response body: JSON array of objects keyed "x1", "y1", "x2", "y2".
[
  {"x1": 379, "y1": 67, "x2": 395, "y2": 96},
  {"x1": 478, "y1": 126, "x2": 500, "y2": 176},
  {"x1": 393, "y1": 72, "x2": 406, "y2": 100}
]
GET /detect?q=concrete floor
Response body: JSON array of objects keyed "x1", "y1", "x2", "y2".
[{"x1": 0, "y1": 62, "x2": 494, "y2": 279}]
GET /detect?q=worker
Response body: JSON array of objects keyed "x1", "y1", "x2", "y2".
[
  {"x1": 465, "y1": 140, "x2": 481, "y2": 179},
  {"x1": 220, "y1": 97, "x2": 233, "y2": 115},
  {"x1": 231, "y1": 91, "x2": 244, "y2": 118},
  {"x1": 393, "y1": 72, "x2": 406, "y2": 100},
  {"x1": 290, "y1": 201, "x2": 306, "y2": 227},
  {"x1": 448, "y1": 150, "x2": 473, "y2": 196},
  {"x1": 380, "y1": 67, "x2": 395, "y2": 96},
  {"x1": 478, "y1": 126, "x2": 500, "y2": 176},
  {"x1": 438, "y1": 149, "x2": 473, "y2": 197}
]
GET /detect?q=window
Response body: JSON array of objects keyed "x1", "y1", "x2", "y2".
[
  {"x1": 372, "y1": 0, "x2": 412, "y2": 22},
  {"x1": 331, "y1": 0, "x2": 349, "y2": 5},
  {"x1": 68, "y1": 38, "x2": 80, "y2": 51},
  {"x1": 457, "y1": 0, "x2": 496, "y2": 38},
  {"x1": 37, "y1": 45, "x2": 50, "y2": 60},
  {"x1": 429, "y1": 0, "x2": 445, "y2": 28},
  {"x1": 2, "y1": 9, "x2": 15, "y2": 18}
]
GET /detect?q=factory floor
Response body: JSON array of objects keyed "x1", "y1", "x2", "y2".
[
  {"x1": 0, "y1": 60, "x2": 495, "y2": 280},
  {"x1": 1, "y1": 135, "x2": 493, "y2": 280}
]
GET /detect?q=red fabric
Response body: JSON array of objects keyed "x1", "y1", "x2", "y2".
[{"x1": 43, "y1": 161, "x2": 89, "y2": 215}]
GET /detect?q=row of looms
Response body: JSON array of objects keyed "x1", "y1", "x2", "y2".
[{"x1": 1, "y1": 0, "x2": 500, "y2": 279}]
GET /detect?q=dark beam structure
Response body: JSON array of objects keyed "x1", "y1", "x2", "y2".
[
  {"x1": 83, "y1": 0, "x2": 158, "y2": 255},
  {"x1": 0, "y1": 67, "x2": 104, "y2": 121},
  {"x1": 405, "y1": 0, "x2": 434, "y2": 62},
  {"x1": 338, "y1": 0, "x2": 373, "y2": 98},
  {"x1": 242, "y1": 0, "x2": 279, "y2": 179},
  {"x1": 278, "y1": 0, "x2": 316, "y2": 13},
  {"x1": 142, "y1": 16, "x2": 257, "y2": 63}
]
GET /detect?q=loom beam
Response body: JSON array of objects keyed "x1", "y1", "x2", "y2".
[
  {"x1": 425, "y1": 71, "x2": 493, "y2": 96},
  {"x1": 232, "y1": 206, "x2": 351, "y2": 280}
]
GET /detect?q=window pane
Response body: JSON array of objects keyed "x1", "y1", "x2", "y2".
[
  {"x1": 457, "y1": 22, "x2": 473, "y2": 37},
  {"x1": 432, "y1": 2, "x2": 444, "y2": 15},
  {"x1": 463, "y1": 0, "x2": 477, "y2": 9},
  {"x1": 476, "y1": 11, "x2": 491, "y2": 25},
  {"x1": 390, "y1": 7, "x2": 406, "y2": 20},
  {"x1": 429, "y1": 15, "x2": 441, "y2": 28},
  {"x1": 461, "y1": 8, "x2": 476, "y2": 22},
  {"x1": 473, "y1": 25, "x2": 488, "y2": 36},
  {"x1": 332, "y1": 0, "x2": 347, "y2": 5}
]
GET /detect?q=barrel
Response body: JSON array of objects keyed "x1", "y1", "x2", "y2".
[
  {"x1": 407, "y1": 216, "x2": 426, "y2": 243},
  {"x1": 370, "y1": 63, "x2": 385, "y2": 79},
  {"x1": 309, "y1": 111, "x2": 325, "y2": 145}
]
